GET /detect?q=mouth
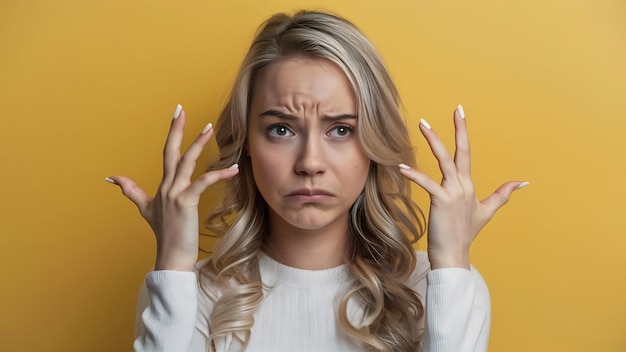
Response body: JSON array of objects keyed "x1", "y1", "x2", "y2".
[
  {"x1": 287, "y1": 188, "x2": 334, "y2": 196},
  {"x1": 286, "y1": 188, "x2": 334, "y2": 202}
]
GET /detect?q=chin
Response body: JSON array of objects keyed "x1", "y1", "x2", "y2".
[
  {"x1": 267, "y1": 203, "x2": 351, "y2": 233},
  {"x1": 287, "y1": 218, "x2": 332, "y2": 231},
  {"x1": 280, "y1": 210, "x2": 344, "y2": 231}
]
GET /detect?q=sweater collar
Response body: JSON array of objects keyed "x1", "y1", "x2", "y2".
[{"x1": 258, "y1": 252, "x2": 350, "y2": 289}]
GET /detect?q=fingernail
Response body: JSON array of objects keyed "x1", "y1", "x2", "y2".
[
  {"x1": 201, "y1": 122, "x2": 213, "y2": 134},
  {"x1": 420, "y1": 118, "x2": 431, "y2": 130},
  {"x1": 398, "y1": 163, "x2": 411, "y2": 170},
  {"x1": 105, "y1": 177, "x2": 116, "y2": 184},
  {"x1": 173, "y1": 104, "x2": 183, "y2": 119},
  {"x1": 514, "y1": 181, "x2": 530, "y2": 190},
  {"x1": 457, "y1": 105, "x2": 465, "y2": 119},
  {"x1": 228, "y1": 163, "x2": 239, "y2": 170}
]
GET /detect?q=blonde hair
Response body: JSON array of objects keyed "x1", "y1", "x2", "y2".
[{"x1": 200, "y1": 10, "x2": 426, "y2": 351}]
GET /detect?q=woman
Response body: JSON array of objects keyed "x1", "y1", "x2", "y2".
[{"x1": 106, "y1": 10, "x2": 527, "y2": 352}]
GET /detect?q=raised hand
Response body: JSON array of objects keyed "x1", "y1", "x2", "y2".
[
  {"x1": 105, "y1": 105, "x2": 239, "y2": 272},
  {"x1": 398, "y1": 105, "x2": 528, "y2": 270}
]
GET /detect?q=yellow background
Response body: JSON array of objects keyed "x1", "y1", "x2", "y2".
[{"x1": 1, "y1": 0, "x2": 625, "y2": 351}]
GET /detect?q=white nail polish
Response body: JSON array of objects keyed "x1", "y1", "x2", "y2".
[
  {"x1": 398, "y1": 163, "x2": 411, "y2": 170},
  {"x1": 420, "y1": 118, "x2": 431, "y2": 130},
  {"x1": 228, "y1": 163, "x2": 239, "y2": 170},
  {"x1": 201, "y1": 122, "x2": 213, "y2": 134},
  {"x1": 105, "y1": 177, "x2": 116, "y2": 184},
  {"x1": 173, "y1": 104, "x2": 183, "y2": 119},
  {"x1": 515, "y1": 181, "x2": 530, "y2": 190},
  {"x1": 457, "y1": 105, "x2": 465, "y2": 119}
]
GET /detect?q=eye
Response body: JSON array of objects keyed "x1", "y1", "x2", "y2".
[
  {"x1": 328, "y1": 124, "x2": 354, "y2": 138},
  {"x1": 268, "y1": 124, "x2": 294, "y2": 137}
]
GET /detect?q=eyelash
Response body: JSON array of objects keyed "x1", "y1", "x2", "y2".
[
  {"x1": 266, "y1": 124, "x2": 354, "y2": 139},
  {"x1": 327, "y1": 124, "x2": 354, "y2": 138},
  {"x1": 267, "y1": 124, "x2": 295, "y2": 137}
]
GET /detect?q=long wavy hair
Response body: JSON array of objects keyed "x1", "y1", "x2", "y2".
[{"x1": 200, "y1": 10, "x2": 426, "y2": 351}]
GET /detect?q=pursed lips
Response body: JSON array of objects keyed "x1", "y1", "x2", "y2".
[
  {"x1": 287, "y1": 188, "x2": 333, "y2": 196},
  {"x1": 285, "y1": 188, "x2": 334, "y2": 201}
]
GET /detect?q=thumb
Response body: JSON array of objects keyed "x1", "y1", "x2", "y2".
[
  {"x1": 481, "y1": 181, "x2": 529, "y2": 216},
  {"x1": 105, "y1": 176, "x2": 152, "y2": 214}
]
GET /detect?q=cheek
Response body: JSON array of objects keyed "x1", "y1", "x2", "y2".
[
  {"x1": 339, "y1": 155, "x2": 370, "y2": 194},
  {"x1": 355, "y1": 163, "x2": 370, "y2": 189},
  {"x1": 250, "y1": 151, "x2": 288, "y2": 191}
]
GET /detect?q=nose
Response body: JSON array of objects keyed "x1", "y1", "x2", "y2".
[{"x1": 294, "y1": 136, "x2": 326, "y2": 176}]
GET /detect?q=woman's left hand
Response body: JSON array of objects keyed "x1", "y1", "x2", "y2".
[{"x1": 398, "y1": 105, "x2": 528, "y2": 270}]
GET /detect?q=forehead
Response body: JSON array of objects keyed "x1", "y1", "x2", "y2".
[{"x1": 252, "y1": 56, "x2": 356, "y2": 110}]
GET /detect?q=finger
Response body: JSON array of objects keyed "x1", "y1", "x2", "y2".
[
  {"x1": 453, "y1": 105, "x2": 471, "y2": 179},
  {"x1": 105, "y1": 176, "x2": 152, "y2": 214},
  {"x1": 419, "y1": 118, "x2": 460, "y2": 184},
  {"x1": 162, "y1": 104, "x2": 186, "y2": 188},
  {"x1": 480, "y1": 181, "x2": 529, "y2": 216},
  {"x1": 183, "y1": 164, "x2": 240, "y2": 199},
  {"x1": 171, "y1": 122, "x2": 214, "y2": 192},
  {"x1": 398, "y1": 164, "x2": 445, "y2": 198}
]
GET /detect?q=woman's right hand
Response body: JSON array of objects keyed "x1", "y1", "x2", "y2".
[{"x1": 106, "y1": 104, "x2": 239, "y2": 272}]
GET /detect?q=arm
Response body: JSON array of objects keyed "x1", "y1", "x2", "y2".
[
  {"x1": 134, "y1": 271, "x2": 200, "y2": 352},
  {"x1": 412, "y1": 252, "x2": 490, "y2": 352},
  {"x1": 423, "y1": 266, "x2": 490, "y2": 352}
]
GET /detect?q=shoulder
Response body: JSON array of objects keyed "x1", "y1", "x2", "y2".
[
  {"x1": 413, "y1": 250, "x2": 431, "y2": 279},
  {"x1": 195, "y1": 258, "x2": 222, "y2": 300},
  {"x1": 194, "y1": 258, "x2": 227, "y2": 326},
  {"x1": 407, "y1": 250, "x2": 430, "y2": 297}
]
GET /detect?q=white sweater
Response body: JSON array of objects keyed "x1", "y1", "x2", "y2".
[{"x1": 134, "y1": 251, "x2": 490, "y2": 352}]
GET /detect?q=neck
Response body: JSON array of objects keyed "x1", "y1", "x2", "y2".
[{"x1": 264, "y1": 213, "x2": 349, "y2": 270}]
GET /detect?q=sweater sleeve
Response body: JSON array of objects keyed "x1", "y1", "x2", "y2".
[
  {"x1": 133, "y1": 270, "x2": 207, "y2": 352},
  {"x1": 422, "y1": 265, "x2": 491, "y2": 352}
]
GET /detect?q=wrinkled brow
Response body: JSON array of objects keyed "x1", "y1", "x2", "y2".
[{"x1": 259, "y1": 109, "x2": 357, "y2": 121}]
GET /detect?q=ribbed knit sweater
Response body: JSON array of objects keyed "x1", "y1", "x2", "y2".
[{"x1": 134, "y1": 251, "x2": 490, "y2": 351}]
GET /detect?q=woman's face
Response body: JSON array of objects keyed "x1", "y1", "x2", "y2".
[{"x1": 247, "y1": 56, "x2": 370, "y2": 235}]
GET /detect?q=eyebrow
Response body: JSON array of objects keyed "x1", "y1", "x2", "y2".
[{"x1": 259, "y1": 109, "x2": 357, "y2": 121}]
